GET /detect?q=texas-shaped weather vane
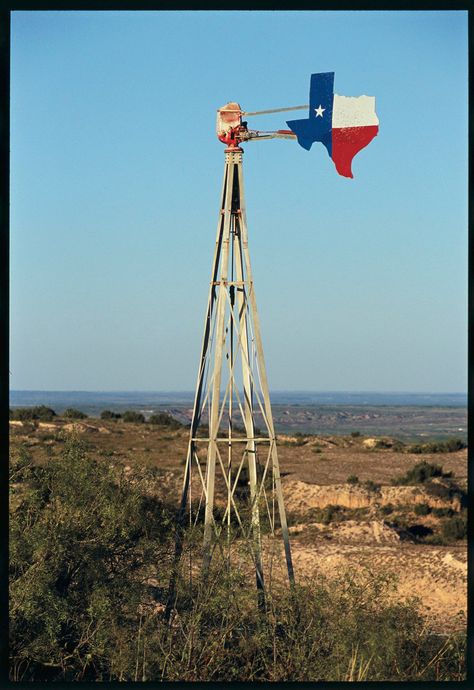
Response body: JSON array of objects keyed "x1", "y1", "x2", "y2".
[
  {"x1": 166, "y1": 72, "x2": 379, "y2": 619},
  {"x1": 216, "y1": 71, "x2": 379, "y2": 178}
]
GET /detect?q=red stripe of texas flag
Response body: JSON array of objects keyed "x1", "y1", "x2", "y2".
[{"x1": 332, "y1": 125, "x2": 379, "y2": 179}]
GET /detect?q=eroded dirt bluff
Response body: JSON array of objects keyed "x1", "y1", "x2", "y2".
[{"x1": 282, "y1": 480, "x2": 462, "y2": 513}]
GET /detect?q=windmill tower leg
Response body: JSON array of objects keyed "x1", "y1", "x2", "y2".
[
  {"x1": 166, "y1": 146, "x2": 294, "y2": 619},
  {"x1": 235, "y1": 160, "x2": 295, "y2": 585},
  {"x1": 201, "y1": 172, "x2": 233, "y2": 572},
  {"x1": 230, "y1": 153, "x2": 265, "y2": 602},
  {"x1": 164, "y1": 154, "x2": 230, "y2": 620}
]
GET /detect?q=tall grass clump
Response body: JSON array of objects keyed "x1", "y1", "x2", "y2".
[{"x1": 157, "y1": 567, "x2": 464, "y2": 682}]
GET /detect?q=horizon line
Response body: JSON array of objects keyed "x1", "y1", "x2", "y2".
[{"x1": 10, "y1": 389, "x2": 468, "y2": 395}]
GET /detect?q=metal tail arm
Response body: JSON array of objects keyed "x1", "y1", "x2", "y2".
[
  {"x1": 242, "y1": 104, "x2": 308, "y2": 117},
  {"x1": 243, "y1": 129, "x2": 297, "y2": 142}
]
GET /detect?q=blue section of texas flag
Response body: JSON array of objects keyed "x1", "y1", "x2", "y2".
[{"x1": 286, "y1": 72, "x2": 334, "y2": 155}]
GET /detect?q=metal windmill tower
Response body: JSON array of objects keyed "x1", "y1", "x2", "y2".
[
  {"x1": 165, "y1": 105, "x2": 299, "y2": 616},
  {"x1": 165, "y1": 75, "x2": 379, "y2": 616}
]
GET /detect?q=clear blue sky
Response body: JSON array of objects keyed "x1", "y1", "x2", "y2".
[{"x1": 10, "y1": 10, "x2": 468, "y2": 392}]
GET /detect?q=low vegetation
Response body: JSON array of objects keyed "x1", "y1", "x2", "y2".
[
  {"x1": 363, "y1": 479, "x2": 381, "y2": 493},
  {"x1": 408, "y1": 438, "x2": 466, "y2": 454},
  {"x1": 62, "y1": 408, "x2": 88, "y2": 419},
  {"x1": 101, "y1": 410, "x2": 122, "y2": 420},
  {"x1": 122, "y1": 410, "x2": 146, "y2": 423},
  {"x1": 161, "y1": 570, "x2": 464, "y2": 682},
  {"x1": 9, "y1": 438, "x2": 465, "y2": 681},
  {"x1": 10, "y1": 406, "x2": 185, "y2": 429},
  {"x1": 440, "y1": 515, "x2": 467, "y2": 542},
  {"x1": 384, "y1": 438, "x2": 467, "y2": 455},
  {"x1": 386, "y1": 505, "x2": 467, "y2": 546},
  {"x1": 8, "y1": 411, "x2": 467, "y2": 682},
  {"x1": 289, "y1": 505, "x2": 369, "y2": 526},
  {"x1": 391, "y1": 461, "x2": 452, "y2": 486},
  {"x1": 390, "y1": 462, "x2": 466, "y2": 523},
  {"x1": 10, "y1": 405, "x2": 57, "y2": 422},
  {"x1": 373, "y1": 438, "x2": 393, "y2": 449},
  {"x1": 9, "y1": 439, "x2": 175, "y2": 682},
  {"x1": 148, "y1": 412, "x2": 183, "y2": 429}
]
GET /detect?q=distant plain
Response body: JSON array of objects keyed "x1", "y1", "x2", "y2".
[{"x1": 10, "y1": 391, "x2": 467, "y2": 441}]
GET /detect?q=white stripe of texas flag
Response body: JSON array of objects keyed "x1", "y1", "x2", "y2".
[{"x1": 332, "y1": 94, "x2": 379, "y2": 128}]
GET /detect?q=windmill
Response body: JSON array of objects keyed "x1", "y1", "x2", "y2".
[{"x1": 165, "y1": 73, "x2": 378, "y2": 617}]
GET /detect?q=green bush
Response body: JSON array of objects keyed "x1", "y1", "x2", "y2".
[
  {"x1": 392, "y1": 462, "x2": 445, "y2": 485},
  {"x1": 363, "y1": 480, "x2": 381, "y2": 493},
  {"x1": 443, "y1": 438, "x2": 467, "y2": 452},
  {"x1": 11, "y1": 406, "x2": 57, "y2": 422},
  {"x1": 441, "y1": 515, "x2": 467, "y2": 541},
  {"x1": 350, "y1": 431, "x2": 361, "y2": 438},
  {"x1": 388, "y1": 514, "x2": 408, "y2": 530},
  {"x1": 62, "y1": 408, "x2": 88, "y2": 420},
  {"x1": 148, "y1": 412, "x2": 182, "y2": 429},
  {"x1": 122, "y1": 410, "x2": 145, "y2": 424},
  {"x1": 424, "y1": 480, "x2": 464, "y2": 503},
  {"x1": 432, "y1": 507, "x2": 454, "y2": 518},
  {"x1": 297, "y1": 506, "x2": 368, "y2": 525},
  {"x1": 380, "y1": 504, "x2": 394, "y2": 515},
  {"x1": 375, "y1": 438, "x2": 392, "y2": 449},
  {"x1": 414, "y1": 503, "x2": 431, "y2": 516},
  {"x1": 9, "y1": 440, "x2": 174, "y2": 682},
  {"x1": 391, "y1": 440, "x2": 405, "y2": 452},
  {"x1": 100, "y1": 409, "x2": 122, "y2": 420},
  {"x1": 321, "y1": 505, "x2": 338, "y2": 524},
  {"x1": 408, "y1": 438, "x2": 466, "y2": 454},
  {"x1": 347, "y1": 475, "x2": 359, "y2": 485}
]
